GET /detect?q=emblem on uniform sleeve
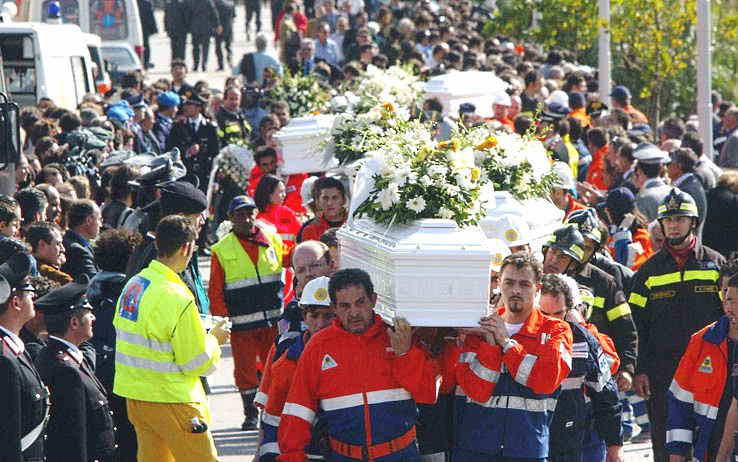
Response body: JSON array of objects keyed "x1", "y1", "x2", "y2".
[
  {"x1": 321, "y1": 354, "x2": 338, "y2": 371},
  {"x1": 699, "y1": 356, "x2": 713, "y2": 374},
  {"x1": 267, "y1": 248, "x2": 278, "y2": 262},
  {"x1": 119, "y1": 276, "x2": 151, "y2": 322}
]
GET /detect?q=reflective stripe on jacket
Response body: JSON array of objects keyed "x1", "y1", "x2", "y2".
[
  {"x1": 211, "y1": 231, "x2": 284, "y2": 330},
  {"x1": 113, "y1": 260, "x2": 221, "y2": 404},
  {"x1": 455, "y1": 308, "x2": 573, "y2": 458},
  {"x1": 666, "y1": 316, "x2": 730, "y2": 461},
  {"x1": 629, "y1": 243, "x2": 724, "y2": 372},
  {"x1": 277, "y1": 315, "x2": 439, "y2": 462}
]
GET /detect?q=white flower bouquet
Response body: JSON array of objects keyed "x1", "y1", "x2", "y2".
[{"x1": 353, "y1": 126, "x2": 494, "y2": 228}]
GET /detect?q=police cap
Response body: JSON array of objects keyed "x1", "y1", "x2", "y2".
[
  {"x1": 159, "y1": 180, "x2": 208, "y2": 215},
  {"x1": 0, "y1": 253, "x2": 35, "y2": 304},
  {"x1": 34, "y1": 276, "x2": 92, "y2": 316},
  {"x1": 633, "y1": 143, "x2": 670, "y2": 165}
]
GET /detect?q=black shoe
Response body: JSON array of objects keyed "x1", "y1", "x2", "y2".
[
  {"x1": 241, "y1": 415, "x2": 259, "y2": 431},
  {"x1": 217, "y1": 65, "x2": 224, "y2": 72}
]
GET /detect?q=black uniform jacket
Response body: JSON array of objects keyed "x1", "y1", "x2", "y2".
[
  {"x1": 35, "y1": 338, "x2": 115, "y2": 462},
  {"x1": 0, "y1": 328, "x2": 48, "y2": 462}
]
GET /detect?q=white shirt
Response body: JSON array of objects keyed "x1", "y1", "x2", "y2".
[
  {"x1": 0, "y1": 324, "x2": 24, "y2": 354},
  {"x1": 48, "y1": 335, "x2": 83, "y2": 364},
  {"x1": 505, "y1": 322, "x2": 524, "y2": 337},
  {"x1": 188, "y1": 114, "x2": 205, "y2": 133}
]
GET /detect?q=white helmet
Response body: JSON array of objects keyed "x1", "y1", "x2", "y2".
[
  {"x1": 490, "y1": 214, "x2": 531, "y2": 248},
  {"x1": 300, "y1": 276, "x2": 331, "y2": 307},
  {"x1": 488, "y1": 238, "x2": 511, "y2": 272}
]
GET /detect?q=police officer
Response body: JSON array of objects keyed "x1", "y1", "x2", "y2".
[
  {"x1": 630, "y1": 188, "x2": 724, "y2": 462},
  {"x1": 208, "y1": 196, "x2": 284, "y2": 430},
  {"x1": 166, "y1": 95, "x2": 221, "y2": 193},
  {"x1": 543, "y1": 224, "x2": 638, "y2": 393},
  {"x1": 114, "y1": 215, "x2": 231, "y2": 461},
  {"x1": 0, "y1": 253, "x2": 48, "y2": 461},
  {"x1": 34, "y1": 278, "x2": 116, "y2": 462}
]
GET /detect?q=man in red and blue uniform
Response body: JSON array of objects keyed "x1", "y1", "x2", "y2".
[
  {"x1": 454, "y1": 252, "x2": 573, "y2": 461},
  {"x1": 665, "y1": 273, "x2": 738, "y2": 461},
  {"x1": 278, "y1": 268, "x2": 439, "y2": 461}
]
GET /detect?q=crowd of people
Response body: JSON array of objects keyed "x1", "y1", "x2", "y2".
[{"x1": 3, "y1": 0, "x2": 738, "y2": 461}]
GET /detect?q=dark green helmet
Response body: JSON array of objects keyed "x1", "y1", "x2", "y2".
[
  {"x1": 565, "y1": 208, "x2": 603, "y2": 244},
  {"x1": 657, "y1": 188, "x2": 698, "y2": 220},
  {"x1": 542, "y1": 225, "x2": 587, "y2": 264}
]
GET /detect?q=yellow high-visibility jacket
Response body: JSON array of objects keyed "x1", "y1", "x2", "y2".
[{"x1": 113, "y1": 260, "x2": 221, "y2": 403}]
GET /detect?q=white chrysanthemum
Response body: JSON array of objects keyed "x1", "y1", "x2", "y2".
[
  {"x1": 377, "y1": 183, "x2": 401, "y2": 210},
  {"x1": 428, "y1": 165, "x2": 448, "y2": 178},
  {"x1": 438, "y1": 207, "x2": 455, "y2": 220},
  {"x1": 447, "y1": 147, "x2": 475, "y2": 171},
  {"x1": 522, "y1": 139, "x2": 550, "y2": 180},
  {"x1": 407, "y1": 196, "x2": 427, "y2": 213},
  {"x1": 455, "y1": 170, "x2": 473, "y2": 190},
  {"x1": 444, "y1": 184, "x2": 461, "y2": 197},
  {"x1": 419, "y1": 175, "x2": 433, "y2": 187}
]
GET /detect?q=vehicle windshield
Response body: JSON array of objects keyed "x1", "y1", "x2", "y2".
[
  {"x1": 101, "y1": 46, "x2": 135, "y2": 67},
  {"x1": 0, "y1": 35, "x2": 35, "y2": 96},
  {"x1": 89, "y1": 0, "x2": 129, "y2": 41},
  {"x1": 42, "y1": 0, "x2": 80, "y2": 25}
]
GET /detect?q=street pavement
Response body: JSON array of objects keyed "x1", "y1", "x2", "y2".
[{"x1": 144, "y1": 5, "x2": 656, "y2": 459}]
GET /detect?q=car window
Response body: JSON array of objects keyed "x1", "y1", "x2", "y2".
[
  {"x1": 70, "y1": 56, "x2": 90, "y2": 103},
  {"x1": 101, "y1": 47, "x2": 136, "y2": 67},
  {"x1": 89, "y1": 0, "x2": 129, "y2": 41}
]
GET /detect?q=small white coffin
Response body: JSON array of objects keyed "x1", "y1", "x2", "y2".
[
  {"x1": 423, "y1": 71, "x2": 508, "y2": 119},
  {"x1": 337, "y1": 218, "x2": 492, "y2": 327},
  {"x1": 481, "y1": 191, "x2": 564, "y2": 253},
  {"x1": 274, "y1": 115, "x2": 338, "y2": 174}
]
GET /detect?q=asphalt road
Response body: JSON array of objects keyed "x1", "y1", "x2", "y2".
[{"x1": 144, "y1": 4, "x2": 655, "y2": 458}]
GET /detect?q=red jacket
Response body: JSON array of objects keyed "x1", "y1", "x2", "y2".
[
  {"x1": 297, "y1": 214, "x2": 347, "y2": 243},
  {"x1": 584, "y1": 322, "x2": 620, "y2": 376},
  {"x1": 455, "y1": 308, "x2": 573, "y2": 458},
  {"x1": 667, "y1": 316, "x2": 730, "y2": 460},
  {"x1": 585, "y1": 146, "x2": 609, "y2": 191},
  {"x1": 278, "y1": 315, "x2": 439, "y2": 462},
  {"x1": 258, "y1": 204, "x2": 301, "y2": 261},
  {"x1": 248, "y1": 168, "x2": 307, "y2": 216}
]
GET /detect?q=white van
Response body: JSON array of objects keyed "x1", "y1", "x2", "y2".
[
  {"x1": 23, "y1": 0, "x2": 144, "y2": 62},
  {"x1": 0, "y1": 22, "x2": 96, "y2": 108},
  {"x1": 83, "y1": 31, "x2": 112, "y2": 94}
]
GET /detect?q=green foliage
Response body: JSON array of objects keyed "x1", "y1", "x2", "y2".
[{"x1": 484, "y1": 0, "x2": 737, "y2": 122}]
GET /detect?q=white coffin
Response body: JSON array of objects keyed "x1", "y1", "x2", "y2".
[
  {"x1": 481, "y1": 191, "x2": 564, "y2": 254},
  {"x1": 337, "y1": 218, "x2": 492, "y2": 327},
  {"x1": 274, "y1": 115, "x2": 338, "y2": 174},
  {"x1": 423, "y1": 71, "x2": 508, "y2": 119}
]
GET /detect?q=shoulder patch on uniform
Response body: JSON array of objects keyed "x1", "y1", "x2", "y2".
[
  {"x1": 119, "y1": 276, "x2": 151, "y2": 322},
  {"x1": 321, "y1": 354, "x2": 338, "y2": 371},
  {"x1": 699, "y1": 356, "x2": 713, "y2": 374}
]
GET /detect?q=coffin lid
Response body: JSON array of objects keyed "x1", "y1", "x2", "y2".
[
  {"x1": 423, "y1": 71, "x2": 508, "y2": 98},
  {"x1": 273, "y1": 114, "x2": 336, "y2": 142}
]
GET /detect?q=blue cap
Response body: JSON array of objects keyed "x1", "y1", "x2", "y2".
[
  {"x1": 47, "y1": 1, "x2": 61, "y2": 18},
  {"x1": 610, "y1": 85, "x2": 632, "y2": 101},
  {"x1": 228, "y1": 195, "x2": 257, "y2": 214},
  {"x1": 157, "y1": 91, "x2": 181, "y2": 109},
  {"x1": 107, "y1": 106, "x2": 130, "y2": 123}
]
